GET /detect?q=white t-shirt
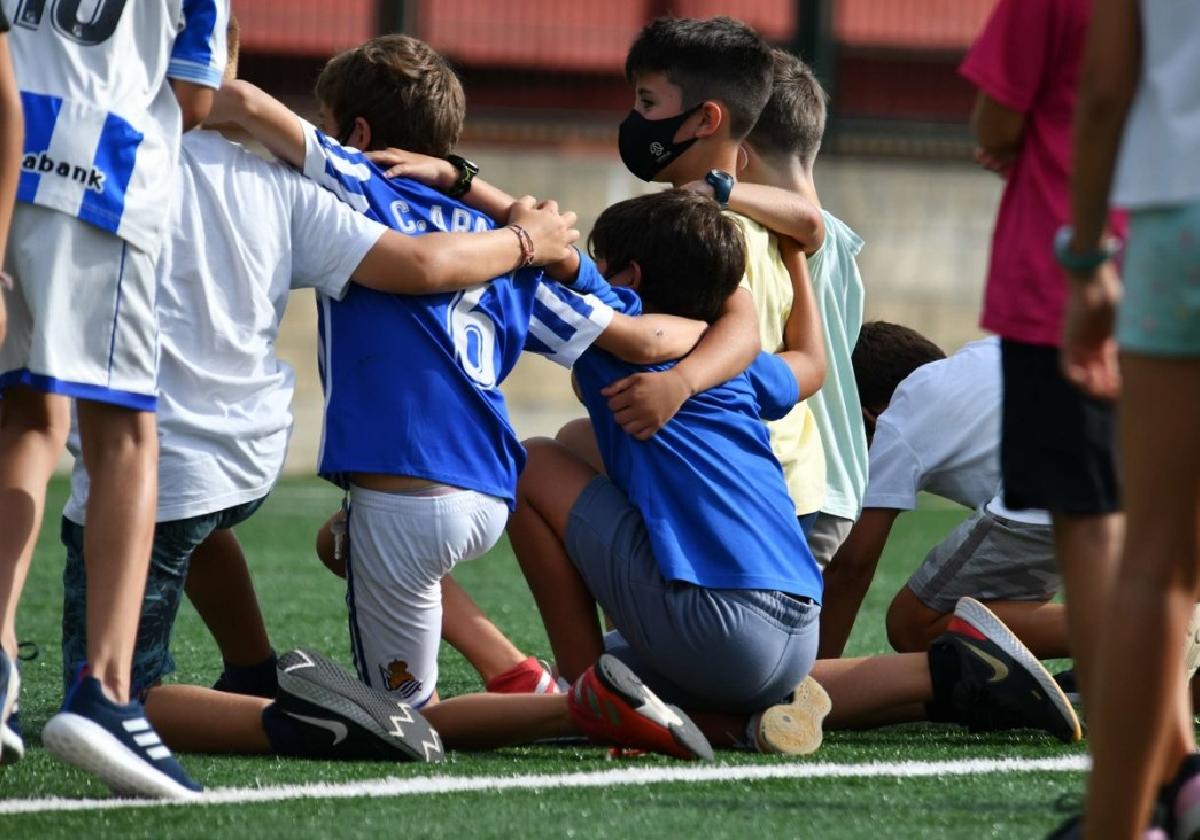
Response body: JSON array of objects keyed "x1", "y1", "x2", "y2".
[
  {"x1": 1113, "y1": 2, "x2": 1200, "y2": 208},
  {"x1": 861, "y1": 336, "x2": 1051, "y2": 525},
  {"x1": 65, "y1": 130, "x2": 386, "y2": 524},
  {"x1": 7, "y1": 0, "x2": 227, "y2": 255}
]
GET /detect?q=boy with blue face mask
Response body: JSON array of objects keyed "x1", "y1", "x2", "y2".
[{"x1": 571, "y1": 17, "x2": 830, "y2": 538}]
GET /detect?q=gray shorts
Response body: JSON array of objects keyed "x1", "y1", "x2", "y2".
[
  {"x1": 808, "y1": 512, "x2": 854, "y2": 570},
  {"x1": 906, "y1": 506, "x2": 1059, "y2": 615},
  {"x1": 565, "y1": 476, "x2": 820, "y2": 714}
]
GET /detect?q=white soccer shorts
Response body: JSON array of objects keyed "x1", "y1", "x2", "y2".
[
  {"x1": 0, "y1": 204, "x2": 158, "y2": 410},
  {"x1": 345, "y1": 484, "x2": 508, "y2": 707}
]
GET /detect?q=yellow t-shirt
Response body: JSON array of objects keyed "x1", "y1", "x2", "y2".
[{"x1": 728, "y1": 212, "x2": 826, "y2": 516}]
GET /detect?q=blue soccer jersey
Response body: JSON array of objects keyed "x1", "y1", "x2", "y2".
[
  {"x1": 299, "y1": 121, "x2": 613, "y2": 505},
  {"x1": 10, "y1": 0, "x2": 227, "y2": 255},
  {"x1": 571, "y1": 265, "x2": 823, "y2": 600}
]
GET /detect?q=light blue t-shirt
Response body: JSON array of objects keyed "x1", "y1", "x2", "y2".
[
  {"x1": 571, "y1": 271, "x2": 823, "y2": 601},
  {"x1": 806, "y1": 211, "x2": 868, "y2": 520}
]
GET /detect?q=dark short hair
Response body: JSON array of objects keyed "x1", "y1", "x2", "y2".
[
  {"x1": 625, "y1": 16, "x2": 774, "y2": 140},
  {"x1": 590, "y1": 190, "x2": 745, "y2": 323},
  {"x1": 315, "y1": 35, "x2": 464, "y2": 156},
  {"x1": 747, "y1": 49, "x2": 827, "y2": 164},
  {"x1": 852, "y1": 321, "x2": 946, "y2": 412}
]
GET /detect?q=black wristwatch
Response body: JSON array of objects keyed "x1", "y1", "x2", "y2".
[
  {"x1": 445, "y1": 154, "x2": 479, "y2": 198},
  {"x1": 705, "y1": 169, "x2": 735, "y2": 208}
]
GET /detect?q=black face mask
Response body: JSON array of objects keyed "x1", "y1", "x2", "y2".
[{"x1": 617, "y1": 104, "x2": 704, "y2": 181}]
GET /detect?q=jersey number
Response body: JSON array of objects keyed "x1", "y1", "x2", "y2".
[
  {"x1": 14, "y1": 0, "x2": 129, "y2": 46},
  {"x1": 449, "y1": 288, "x2": 499, "y2": 389}
]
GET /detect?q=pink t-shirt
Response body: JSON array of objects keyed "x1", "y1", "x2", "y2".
[{"x1": 961, "y1": 0, "x2": 1126, "y2": 347}]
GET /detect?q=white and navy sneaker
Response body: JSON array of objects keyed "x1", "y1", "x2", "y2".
[
  {"x1": 0, "y1": 649, "x2": 18, "y2": 764},
  {"x1": 276, "y1": 649, "x2": 444, "y2": 763},
  {"x1": 42, "y1": 669, "x2": 201, "y2": 799}
]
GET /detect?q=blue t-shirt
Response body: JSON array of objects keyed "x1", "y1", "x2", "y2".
[
  {"x1": 571, "y1": 268, "x2": 823, "y2": 600},
  {"x1": 300, "y1": 123, "x2": 613, "y2": 505}
]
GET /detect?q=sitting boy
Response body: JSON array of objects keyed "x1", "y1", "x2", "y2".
[
  {"x1": 512, "y1": 189, "x2": 1083, "y2": 753},
  {"x1": 818, "y1": 324, "x2": 1063, "y2": 661}
]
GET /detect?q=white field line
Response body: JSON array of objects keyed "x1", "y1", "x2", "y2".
[{"x1": 0, "y1": 755, "x2": 1088, "y2": 815}]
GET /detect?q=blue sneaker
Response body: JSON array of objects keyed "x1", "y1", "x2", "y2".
[
  {"x1": 42, "y1": 669, "x2": 201, "y2": 799},
  {"x1": 0, "y1": 649, "x2": 18, "y2": 764}
]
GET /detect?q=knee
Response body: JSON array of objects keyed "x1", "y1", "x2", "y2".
[
  {"x1": 80, "y1": 407, "x2": 157, "y2": 471},
  {"x1": 885, "y1": 589, "x2": 939, "y2": 653}
]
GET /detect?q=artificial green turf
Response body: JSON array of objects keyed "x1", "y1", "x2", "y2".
[{"x1": 2, "y1": 479, "x2": 1085, "y2": 838}]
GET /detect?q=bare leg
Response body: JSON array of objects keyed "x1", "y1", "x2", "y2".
[
  {"x1": 886, "y1": 587, "x2": 1069, "y2": 658},
  {"x1": 144, "y1": 684, "x2": 271, "y2": 753},
  {"x1": 76, "y1": 399, "x2": 158, "y2": 703},
  {"x1": 507, "y1": 438, "x2": 603, "y2": 682},
  {"x1": 555, "y1": 418, "x2": 605, "y2": 474},
  {"x1": 1084, "y1": 355, "x2": 1200, "y2": 839},
  {"x1": 423, "y1": 692, "x2": 574, "y2": 750},
  {"x1": 185, "y1": 528, "x2": 273, "y2": 667},
  {"x1": 440, "y1": 574, "x2": 525, "y2": 683},
  {"x1": 811, "y1": 654, "x2": 932, "y2": 729},
  {"x1": 1052, "y1": 511, "x2": 1122, "y2": 714},
  {"x1": 0, "y1": 386, "x2": 69, "y2": 656}
]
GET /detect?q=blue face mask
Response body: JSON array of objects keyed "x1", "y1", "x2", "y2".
[{"x1": 617, "y1": 103, "x2": 704, "y2": 181}]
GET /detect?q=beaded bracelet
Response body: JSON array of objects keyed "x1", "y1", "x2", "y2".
[{"x1": 507, "y1": 223, "x2": 535, "y2": 269}]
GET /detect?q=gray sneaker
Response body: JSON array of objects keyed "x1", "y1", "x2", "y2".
[{"x1": 275, "y1": 649, "x2": 444, "y2": 763}]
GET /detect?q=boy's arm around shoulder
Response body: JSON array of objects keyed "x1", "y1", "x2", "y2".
[
  {"x1": 542, "y1": 250, "x2": 708, "y2": 366},
  {"x1": 686, "y1": 179, "x2": 824, "y2": 253},
  {"x1": 729, "y1": 182, "x2": 824, "y2": 254},
  {"x1": 352, "y1": 196, "x2": 579, "y2": 295},
  {"x1": 602, "y1": 287, "x2": 760, "y2": 440},
  {"x1": 367, "y1": 148, "x2": 518, "y2": 225},
  {"x1": 209, "y1": 80, "x2": 307, "y2": 168}
]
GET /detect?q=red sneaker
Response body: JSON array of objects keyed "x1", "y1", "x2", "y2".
[
  {"x1": 485, "y1": 656, "x2": 563, "y2": 695},
  {"x1": 566, "y1": 654, "x2": 712, "y2": 761}
]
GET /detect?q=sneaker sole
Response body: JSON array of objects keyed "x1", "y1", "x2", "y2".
[
  {"x1": 42, "y1": 712, "x2": 200, "y2": 800},
  {"x1": 955, "y1": 597, "x2": 1082, "y2": 743},
  {"x1": 758, "y1": 676, "x2": 831, "y2": 756},
  {"x1": 277, "y1": 650, "x2": 443, "y2": 763},
  {"x1": 595, "y1": 655, "x2": 713, "y2": 761}
]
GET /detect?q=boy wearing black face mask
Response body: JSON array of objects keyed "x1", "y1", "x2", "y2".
[{"x1": 569, "y1": 17, "x2": 829, "y2": 542}]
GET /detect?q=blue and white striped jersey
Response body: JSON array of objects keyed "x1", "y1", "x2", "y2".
[
  {"x1": 299, "y1": 121, "x2": 613, "y2": 505},
  {"x1": 6, "y1": 0, "x2": 227, "y2": 256}
]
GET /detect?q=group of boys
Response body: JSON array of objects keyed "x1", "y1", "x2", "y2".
[{"x1": 0, "y1": 4, "x2": 1084, "y2": 802}]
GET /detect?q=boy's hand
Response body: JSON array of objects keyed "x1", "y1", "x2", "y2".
[
  {"x1": 680, "y1": 179, "x2": 715, "y2": 199},
  {"x1": 365, "y1": 147, "x2": 457, "y2": 189},
  {"x1": 1061, "y1": 262, "x2": 1122, "y2": 399},
  {"x1": 601, "y1": 368, "x2": 694, "y2": 440},
  {"x1": 508, "y1": 196, "x2": 580, "y2": 266}
]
